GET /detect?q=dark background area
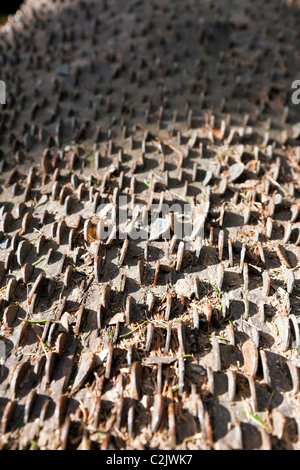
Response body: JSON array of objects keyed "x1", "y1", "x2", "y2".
[{"x1": 0, "y1": 1, "x2": 23, "y2": 15}]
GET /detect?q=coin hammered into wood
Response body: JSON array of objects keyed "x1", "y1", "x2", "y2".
[{"x1": 0, "y1": 0, "x2": 299, "y2": 451}]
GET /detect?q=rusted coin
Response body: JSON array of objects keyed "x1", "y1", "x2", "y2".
[{"x1": 242, "y1": 340, "x2": 259, "y2": 377}]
